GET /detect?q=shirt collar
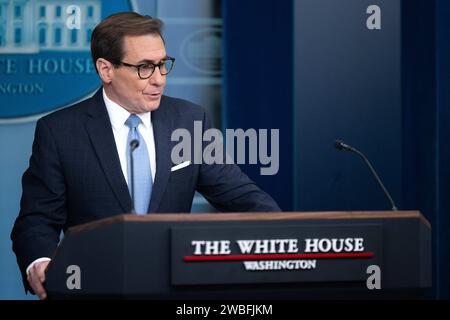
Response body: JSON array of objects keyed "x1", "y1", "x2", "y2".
[{"x1": 102, "y1": 88, "x2": 152, "y2": 131}]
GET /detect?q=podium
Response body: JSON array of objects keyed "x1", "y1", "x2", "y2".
[{"x1": 45, "y1": 211, "x2": 431, "y2": 299}]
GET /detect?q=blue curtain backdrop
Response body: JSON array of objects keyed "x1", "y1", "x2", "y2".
[{"x1": 223, "y1": 0, "x2": 293, "y2": 211}]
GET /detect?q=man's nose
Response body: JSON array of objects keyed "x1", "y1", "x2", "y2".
[{"x1": 149, "y1": 67, "x2": 165, "y2": 86}]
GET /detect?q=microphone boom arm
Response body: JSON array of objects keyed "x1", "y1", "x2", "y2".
[
  {"x1": 129, "y1": 139, "x2": 140, "y2": 214},
  {"x1": 351, "y1": 148, "x2": 398, "y2": 211},
  {"x1": 335, "y1": 140, "x2": 398, "y2": 211}
]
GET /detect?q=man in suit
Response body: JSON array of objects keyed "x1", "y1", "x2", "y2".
[{"x1": 11, "y1": 12, "x2": 280, "y2": 299}]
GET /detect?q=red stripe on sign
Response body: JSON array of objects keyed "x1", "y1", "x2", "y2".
[{"x1": 183, "y1": 252, "x2": 375, "y2": 262}]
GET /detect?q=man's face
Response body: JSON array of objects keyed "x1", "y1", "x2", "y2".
[{"x1": 107, "y1": 34, "x2": 167, "y2": 114}]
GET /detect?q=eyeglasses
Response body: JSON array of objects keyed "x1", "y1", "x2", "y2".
[{"x1": 119, "y1": 56, "x2": 175, "y2": 79}]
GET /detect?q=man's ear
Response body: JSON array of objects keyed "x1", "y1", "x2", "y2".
[{"x1": 96, "y1": 58, "x2": 115, "y2": 84}]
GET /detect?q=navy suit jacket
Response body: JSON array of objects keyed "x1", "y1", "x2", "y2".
[{"x1": 11, "y1": 88, "x2": 280, "y2": 290}]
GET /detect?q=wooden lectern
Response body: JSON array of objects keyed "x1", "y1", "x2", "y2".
[{"x1": 45, "y1": 211, "x2": 431, "y2": 299}]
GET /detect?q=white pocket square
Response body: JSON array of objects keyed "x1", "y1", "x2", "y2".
[{"x1": 170, "y1": 161, "x2": 191, "y2": 172}]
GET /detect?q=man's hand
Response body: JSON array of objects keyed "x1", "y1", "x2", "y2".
[{"x1": 27, "y1": 260, "x2": 50, "y2": 300}]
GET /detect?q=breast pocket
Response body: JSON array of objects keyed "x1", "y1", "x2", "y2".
[{"x1": 169, "y1": 162, "x2": 192, "y2": 182}]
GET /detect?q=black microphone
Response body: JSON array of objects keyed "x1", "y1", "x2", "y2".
[
  {"x1": 334, "y1": 139, "x2": 398, "y2": 211},
  {"x1": 129, "y1": 139, "x2": 140, "y2": 214}
]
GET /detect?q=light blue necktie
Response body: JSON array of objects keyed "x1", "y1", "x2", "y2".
[{"x1": 125, "y1": 114, "x2": 152, "y2": 214}]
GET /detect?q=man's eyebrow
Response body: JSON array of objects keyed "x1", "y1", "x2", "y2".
[{"x1": 136, "y1": 57, "x2": 168, "y2": 64}]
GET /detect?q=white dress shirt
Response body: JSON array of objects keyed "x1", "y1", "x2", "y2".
[
  {"x1": 26, "y1": 89, "x2": 157, "y2": 276},
  {"x1": 102, "y1": 88, "x2": 156, "y2": 184}
]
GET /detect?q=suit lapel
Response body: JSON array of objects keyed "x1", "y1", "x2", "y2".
[
  {"x1": 148, "y1": 98, "x2": 173, "y2": 212},
  {"x1": 84, "y1": 89, "x2": 131, "y2": 213}
]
